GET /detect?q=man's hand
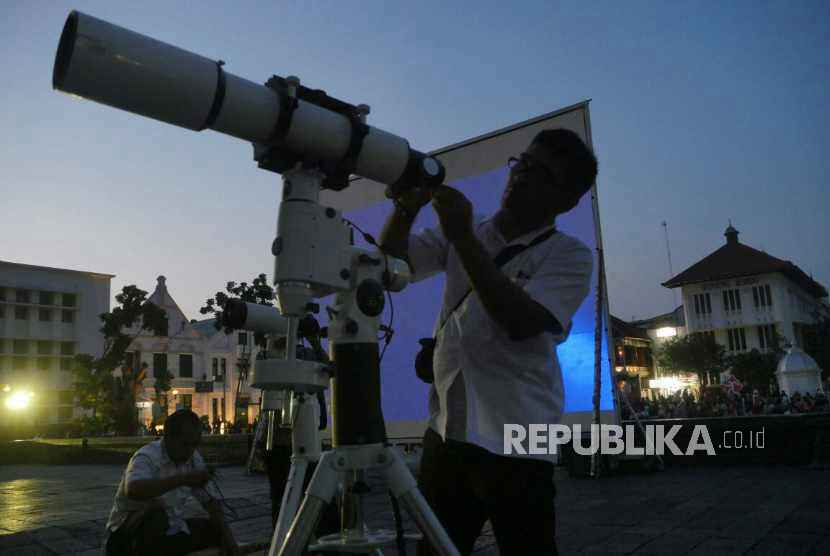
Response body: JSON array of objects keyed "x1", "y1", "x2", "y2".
[
  {"x1": 386, "y1": 185, "x2": 432, "y2": 217},
  {"x1": 179, "y1": 469, "x2": 211, "y2": 488},
  {"x1": 431, "y1": 185, "x2": 474, "y2": 244}
]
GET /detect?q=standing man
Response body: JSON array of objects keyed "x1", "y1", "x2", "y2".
[
  {"x1": 380, "y1": 129, "x2": 597, "y2": 554},
  {"x1": 104, "y1": 409, "x2": 238, "y2": 555}
]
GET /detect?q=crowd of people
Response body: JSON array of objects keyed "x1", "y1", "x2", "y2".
[{"x1": 622, "y1": 387, "x2": 830, "y2": 420}]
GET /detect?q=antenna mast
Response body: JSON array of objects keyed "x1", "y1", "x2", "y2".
[{"x1": 662, "y1": 221, "x2": 679, "y2": 309}]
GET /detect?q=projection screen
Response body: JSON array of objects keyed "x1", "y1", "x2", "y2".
[{"x1": 321, "y1": 101, "x2": 618, "y2": 440}]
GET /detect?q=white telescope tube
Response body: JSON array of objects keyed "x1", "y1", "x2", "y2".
[{"x1": 53, "y1": 11, "x2": 416, "y2": 186}]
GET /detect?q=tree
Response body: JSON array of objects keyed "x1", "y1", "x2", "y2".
[
  {"x1": 657, "y1": 333, "x2": 726, "y2": 386},
  {"x1": 725, "y1": 332, "x2": 786, "y2": 392},
  {"x1": 804, "y1": 314, "x2": 830, "y2": 380},
  {"x1": 72, "y1": 285, "x2": 167, "y2": 436},
  {"x1": 726, "y1": 350, "x2": 781, "y2": 392}
]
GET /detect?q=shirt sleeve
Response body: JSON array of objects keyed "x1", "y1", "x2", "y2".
[
  {"x1": 523, "y1": 239, "x2": 593, "y2": 341},
  {"x1": 190, "y1": 450, "x2": 220, "y2": 505},
  {"x1": 124, "y1": 452, "x2": 156, "y2": 489},
  {"x1": 408, "y1": 225, "x2": 449, "y2": 282}
]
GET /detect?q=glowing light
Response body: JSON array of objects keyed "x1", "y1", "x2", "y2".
[
  {"x1": 172, "y1": 389, "x2": 179, "y2": 395},
  {"x1": 649, "y1": 377, "x2": 682, "y2": 391},
  {"x1": 2, "y1": 385, "x2": 10, "y2": 392},
  {"x1": 656, "y1": 327, "x2": 677, "y2": 338},
  {"x1": 6, "y1": 391, "x2": 34, "y2": 411}
]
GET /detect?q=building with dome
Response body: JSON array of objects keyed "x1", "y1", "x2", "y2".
[
  {"x1": 124, "y1": 276, "x2": 261, "y2": 430},
  {"x1": 662, "y1": 224, "x2": 829, "y2": 356}
]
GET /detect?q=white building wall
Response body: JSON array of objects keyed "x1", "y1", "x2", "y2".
[
  {"x1": 680, "y1": 272, "x2": 825, "y2": 355},
  {"x1": 0, "y1": 261, "x2": 112, "y2": 424}
]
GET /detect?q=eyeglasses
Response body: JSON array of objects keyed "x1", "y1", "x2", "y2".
[{"x1": 507, "y1": 153, "x2": 557, "y2": 185}]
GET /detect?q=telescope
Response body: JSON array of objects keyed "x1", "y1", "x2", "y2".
[
  {"x1": 53, "y1": 11, "x2": 444, "y2": 193},
  {"x1": 53, "y1": 11, "x2": 458, "y2": 556}
]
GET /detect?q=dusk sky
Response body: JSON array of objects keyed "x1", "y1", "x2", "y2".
[{"x1": 2, "y1": 1, "x2": 828, "y2": 323}]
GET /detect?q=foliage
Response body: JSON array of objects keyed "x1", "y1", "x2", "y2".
[
  {"x1": 726, "y1": 349, "x2": 781, "y2": 391},
  {"x1": 657, "y1": 333, "x2": 726, "y2": 385},
  {"x1": 72, "y1": 285, "x2": 168, "y2": 436},
  {"x1": 804, "y1": 314, "x2": 830, "y2": 380},
  {"x1": 200, "y1": 273, "x2": 275, "y2": 348}
]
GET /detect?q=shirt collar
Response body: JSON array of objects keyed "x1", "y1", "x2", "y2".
[{"x1": 483, "y1": 215, "x2": 557, "y2": 248}]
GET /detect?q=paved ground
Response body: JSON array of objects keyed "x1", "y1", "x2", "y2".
[{"x1": 0, "y1": 463, "x2": 828, "y2": 555}]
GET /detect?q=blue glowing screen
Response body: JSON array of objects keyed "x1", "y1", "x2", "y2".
[{"x1": 344, "y1": 165, "x2": 614, "y2": 422}]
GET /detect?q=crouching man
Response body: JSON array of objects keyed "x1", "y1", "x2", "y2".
[{"x1": 104, "y1": 409, "x2": 238, "y2": 556}]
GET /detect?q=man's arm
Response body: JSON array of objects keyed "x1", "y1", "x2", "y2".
[
  {"x1": 378, "y1": 187, "x2": 432, "y2": 262},
  {"x1": 431, "y1": 186, "x2": 561, "y2": 340},
  {"x1": 452, "y1": 233, "x2": 561, "y2": 340},
  {"x1": 125, "y1": 470, "x2": 210, "y2": 500}
]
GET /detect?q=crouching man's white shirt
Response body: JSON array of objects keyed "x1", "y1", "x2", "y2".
[
  {"x1": 105, "y1": 439, "x2": 218, "y2": 536},
  {"x1": 408, "y1": 215, "x2": 593, "y2": 462}
]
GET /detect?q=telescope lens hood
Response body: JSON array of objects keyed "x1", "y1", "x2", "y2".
[{"x1": 53, "y1": 11, "x2": 78, "y2": 90}]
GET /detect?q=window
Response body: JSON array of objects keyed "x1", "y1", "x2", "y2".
[
  {"x1": 13, "y1": 340, "x2": 29, "y2": 354},
  {"x1": 0, "y1": 288, "x2": 5, "y2": 301},
  {"x1": 693, "y1": 293, "x2": 712, "y2": 315},
  {"x1": 758, "y1": 324, "x2": 777, "y2": 350},
  {"x1": 723, "y1": 289, "x2": 742, "y2": 312},
  {"x1": 180, "y1": 394, "x2": 193, "y2": 410},
  {"x1": 15, "y1": 306, "x2": 28, "y2": 320},
  {"x1": 0, "y1": 306, "x2": 4, "y2": 319},
  {"x1": 37, "y1": 357, "x2": 52, "y2": 371},
  {"x1": 13, "y1": 357, "x2": 28, "y2": 371},
  {"x1": 39, "y1": 308, "x2": 52, "y2": 322},
  {"x1": 39, "y1": 291, "x2": 54, "y2": 305},
  {"x1": 153, "y1": 353, "x2": 168, "y2": 378},
  {"x1": 61, "y1": 310, "x2": 74, "y2": 323},
  {"x1": 220, "y1": 358, "x2": 227, "y2": 377},
  {"x1": 179, "y1": 354, "x2": 193, "y2": 378},
  {"x1": 212, "y1": 357, "x2": 218, "y2": 377},
  {"x1": 16, "y1": 289, "x2": 31, "y2": 303},
  {"x1": 727, "y1": 328, "x2": 747, "y2": 352},
  {"x1": 60, "y1": 357, "x2": 73, "y2": 371},
  {"x1": 752, "y1": 285, "x2": 773, "y2": 308},
  {"x1": 0, "y1": 340, "x2": 4, "y2": 354},
  {"x1": 60, "y1": 342, "x2": 75, "y2": 356},
  {"x1": 37, "y1": 341, "x2": 53, "y2": 355},
  {"x1": 62, "y1": 293, "x2": 77, "y2": 307},
  {"x1": 238, "y1": 332, "x2": 248, "y2": 346}
]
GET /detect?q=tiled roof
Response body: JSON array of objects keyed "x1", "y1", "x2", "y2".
[{"x1": 662, "y1": 228, "x2": 827, "y2": 299}]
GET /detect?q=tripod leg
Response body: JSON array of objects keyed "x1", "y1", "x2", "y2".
[
  {"x1": 275, "y1": 451, "x2": 340, "y2": 556},
  {"x1": 382, "y1": 448, "x2": 460, "y2": 556},
  {"x1": 270, "y1": 457, "x2": 308, "y2": 553}
]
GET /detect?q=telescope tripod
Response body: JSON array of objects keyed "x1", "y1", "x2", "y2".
[{"x1": 263, "y1": 382, "x2": 458, "y2": 556}]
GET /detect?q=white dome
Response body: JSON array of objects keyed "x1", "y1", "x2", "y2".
[{"x1": 776, "y1": 346, "x2": 820, "y2": 375}]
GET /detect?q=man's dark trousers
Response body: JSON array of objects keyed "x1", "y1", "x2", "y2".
[
  {"x1": 417, "y1": 428, "x2": 557, "y2": 555},
  {"x1": 105, "y1": 507, "x2": 220, "y2": 556}
]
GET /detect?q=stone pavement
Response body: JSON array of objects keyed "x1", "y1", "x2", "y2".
[{"x1": 1, "y1": 463, "x2": 828, "y2": 555}]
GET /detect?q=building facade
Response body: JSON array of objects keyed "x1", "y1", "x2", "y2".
[
  {"x1": 126, "y1": 276, "x2": 261, "y2": 429},
  {"x1": 0, "y1": 260, "x2": 113, "y2": 424},
  {"x1": 662, "y1": 225, "x2": 828, "y2": 356}
]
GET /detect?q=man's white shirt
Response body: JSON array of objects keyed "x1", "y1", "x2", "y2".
[
  {"x1": 105, "y1": 439, "x2": 218, "y2": 535},
  {"x1": 408, "y1": 215, "x2": 593, "y2": 462}
]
